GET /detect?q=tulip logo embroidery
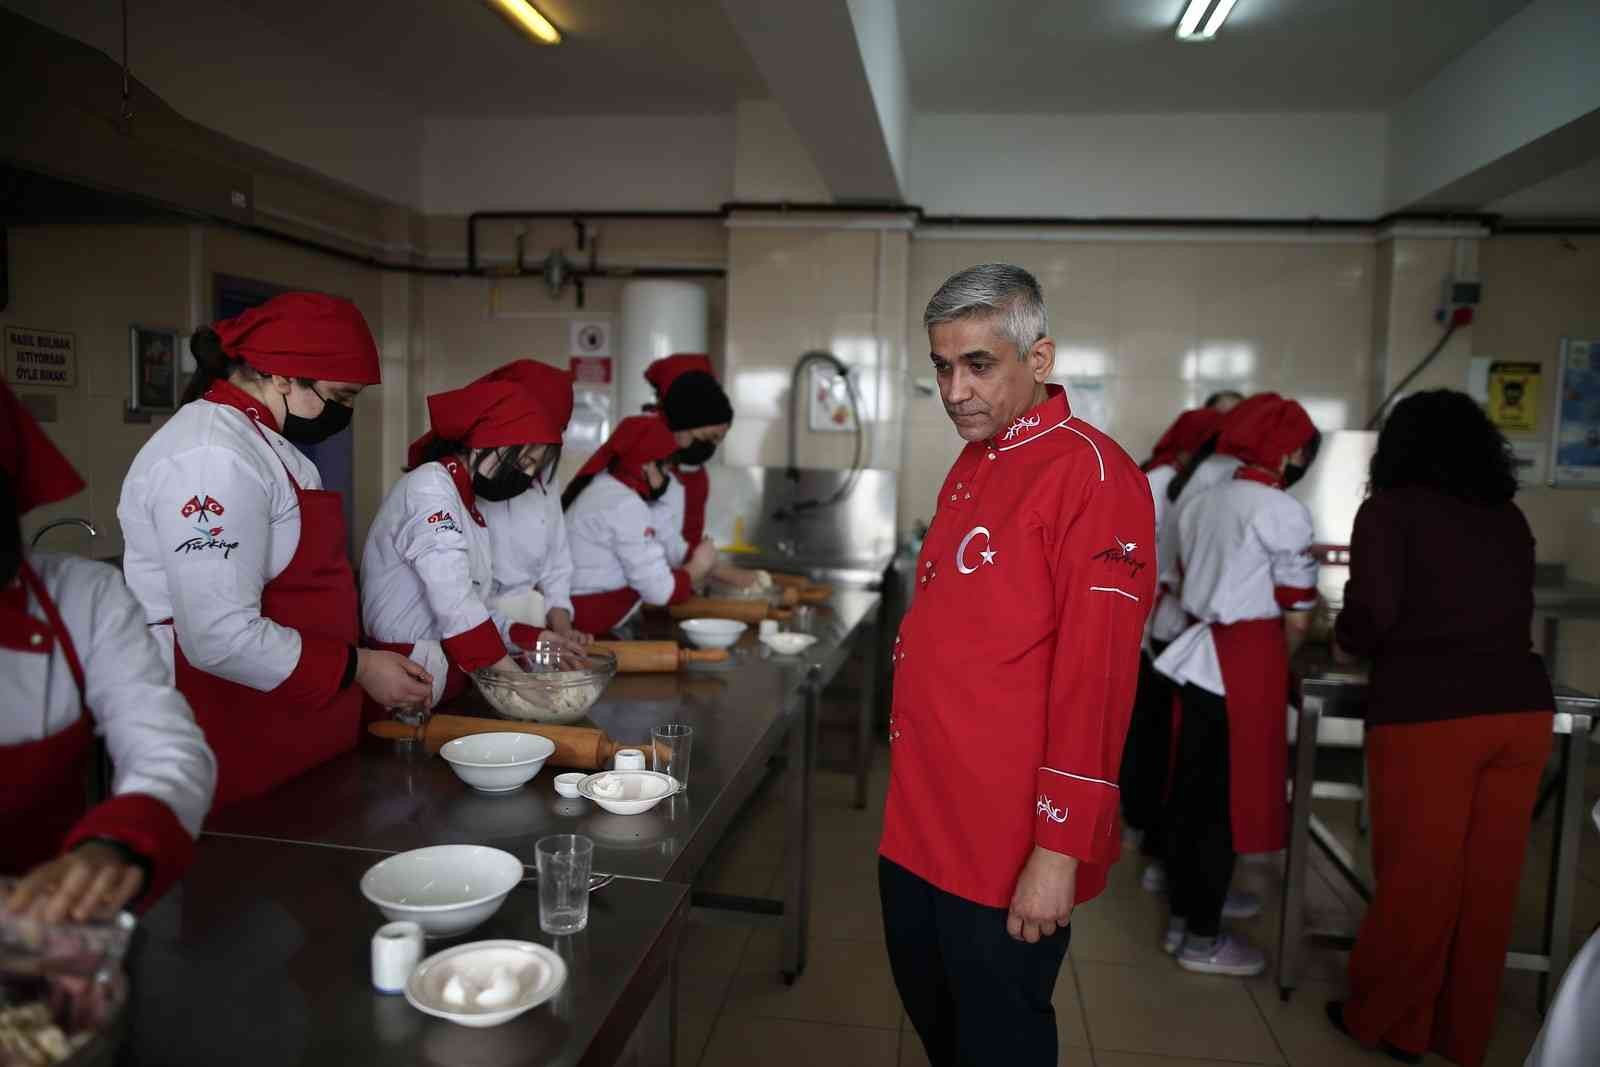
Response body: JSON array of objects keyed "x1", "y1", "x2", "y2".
[
  {"x1": 1036, "y1": 794, "x2": 1067, "y2": 824},
  {"x1": 1001, "y1": 413, "x2": 1041, "y2": 441},
  {"x1": 956, "y1": 526, "x2": 998, "y2": 574}
]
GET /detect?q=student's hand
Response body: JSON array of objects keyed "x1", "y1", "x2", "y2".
[
  {"x1": 686, "y1": 539, "x2": 719, "y2": 584},
  {"x1": 546, "y1": 609, "x2": 592, "y2": 648},
  {"x1": 714, "y1": 565, "x2": 760, "y2": 589},
  {"x1": 357, "y1": 649, "x2": 434, "y2": 708},
  {"x1": 6, "y1": 843, "x2": 146, "y2": 923},
  {"x1": 1006, "y1": 847, "x2": 1078, "y2": 944}
]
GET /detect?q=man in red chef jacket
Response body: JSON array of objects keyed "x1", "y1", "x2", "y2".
[{"x1": 881, "y1": 264, "x2": 1156, "y2": 1066}]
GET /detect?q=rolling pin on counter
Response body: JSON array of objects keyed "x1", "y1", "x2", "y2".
[{"x1": 591, "y1": 640, "x2": 729, "y2": 672}]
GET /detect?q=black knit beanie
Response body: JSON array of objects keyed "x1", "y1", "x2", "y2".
[{"x1": 661, "y1": 371, "x2": 734, "y2": 431}]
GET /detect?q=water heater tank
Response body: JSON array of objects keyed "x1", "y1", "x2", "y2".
[{"x1": 618, "y1": 281, "x2": 709, "y2": 419}]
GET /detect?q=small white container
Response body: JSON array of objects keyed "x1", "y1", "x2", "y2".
[
  {"x1": 440, "y1": 732, "x2": 556, "y2": 793},
  {"x1": 576, "y1": 770, "x2": 677, "y2": 815},
  {"x1": 679, "y1": 618, "x2": 747, "y2": 650},
  {"x1": 761, "y1": 631, "x2": 819, "y2": 656},
  {"x1": 371, "y1": 921, "x2": 424, "y2": 994},
  {"x1": 612, "y1": 748, "x2": 646, "y2": 771},
  {"x1": 758, "y1": 619, "x2": 779, "y2": 638},
  {"x1": 552, "y1": 772, "x2": 585, "y2": 799}
]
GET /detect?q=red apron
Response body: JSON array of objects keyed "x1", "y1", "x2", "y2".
[
  {"x1": 173, "y1": 421, "x2": 362, "y2": 811},
  {"x1": 0, "y1": 560, "x2": 94, "y2": 874},
  {"x1": 677, "y1": 466, "x2": 710, "y2": 546},
  {"x1": 1212, "y1": 617, "x2": 1290, "y2": 853}
]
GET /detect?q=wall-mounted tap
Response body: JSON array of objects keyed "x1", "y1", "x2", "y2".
[{"x1": 30, "y1": 518, "x2": 97, "y2": 548}]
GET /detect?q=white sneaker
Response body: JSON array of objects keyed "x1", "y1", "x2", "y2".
[
  {"x1": 1222, "y1": 889, "x2": 1261, "y2": 919},
  {"x1": 1177, "y1": 933, "x2": 1266, "y2": 977},
  {"x1": 1161, "y1": 917, "x2": 1188, "y2": 955},
  {"x1": 1140, "y1": 863, "x2": 1168, "y2": 893}
]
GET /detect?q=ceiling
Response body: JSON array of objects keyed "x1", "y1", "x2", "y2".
[
  {"x1": 900, "y1": 0, "x2": 1532, "y2": 112},
  {"x1": 1486, "y1": 157, "x2": 1600, "y2": 220},
  {"x1": 228, "y1": 0, "x2": 766, "y2": 116}
]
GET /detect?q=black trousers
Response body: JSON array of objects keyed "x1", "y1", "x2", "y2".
[
  {"x1": 1118, "y1": 645, "x2": 1174, "y2": 858},
  {"x1": 1167, "y1": 683, "x2": 1236, "y2": 938},
  {"x1": 879, "y1": 857, "x2": 1072, "y2": 1067}
]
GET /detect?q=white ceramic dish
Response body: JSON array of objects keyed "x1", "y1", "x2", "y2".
[
  {"x1": 440, "y1": 732, "x2": 556, "y2": 793},
  {"x1": 360, "y1": 845, "x2": 523, "y2": 938},
  {"x1": 760, "y1": 631, "x2": 818, "y2": 656},
  {"x1": 552, "y1": 772, "x2": 585, "y2": 799},
  {"x1": 678, "y1": 618, "x2": 747, "y2": 650},
  {"x1": 576, "y1": 770, "x2": 677, "y2": 815},
  {"x1": 405, "y1": 939, "x2": 566, "y2": 1028}
]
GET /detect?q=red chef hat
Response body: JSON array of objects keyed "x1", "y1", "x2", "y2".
[
  {"x1": 406, "y1": 364, "x2": 567, "y2": 469},
  {"x1": 575, "y1": 415, "x2": 680, "y2": 497},
  {"x1": 477, "y1": 359, "x2": 575, "y2": 437},
  {"x1": 212, "y1": 292, "x2": 381, "y2": 385},
  {"x1": 0, "y1": 381, "x2": 85, "y2": 514},
  {"x1": 1216, "y1": 393, "x2": 1318, "y2": 472},
  {"x1": 1142, "y1": 408, "x2": 1224, "y2": 472}
]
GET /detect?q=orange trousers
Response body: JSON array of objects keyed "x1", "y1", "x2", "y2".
[{"x1": 1345, "y1": 710, "x2": 1552, "y2": 1067}]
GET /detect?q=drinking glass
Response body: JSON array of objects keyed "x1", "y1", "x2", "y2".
[
  {"x1": 535, "y1": 834, "x2": 593, "y2": 935},
  {"x1": 651, "y1": 723, "x2": 694, "y2": 794}
]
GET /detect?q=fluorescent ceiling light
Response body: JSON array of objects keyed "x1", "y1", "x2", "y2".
[
  {"x1": 487, "y1": 0, "x2": 562, "y2": 45},
  {"x1": 1175, "y1": 0, "x2": 1240, "y2": 41}
]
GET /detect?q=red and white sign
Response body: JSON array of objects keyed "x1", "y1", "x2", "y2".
[{"x1": 570, "y1": 357, "x2": 614, "y2": 385}]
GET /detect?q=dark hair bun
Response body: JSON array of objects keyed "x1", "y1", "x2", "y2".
[{"x1": 189, "y1": 328, "x2": 234, "y2": 374}]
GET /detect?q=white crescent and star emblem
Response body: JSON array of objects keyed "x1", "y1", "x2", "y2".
[{"x1": 956, "y1": 526, "x2": 998, "y2": 575}]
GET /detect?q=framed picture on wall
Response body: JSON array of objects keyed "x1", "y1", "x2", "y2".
[
  {"x1": 1550, "y1": 337, "x2": 1600, "y2": 488},
  {"x1": 129, "y1": 326, "x2": 179, "y2": 412}
]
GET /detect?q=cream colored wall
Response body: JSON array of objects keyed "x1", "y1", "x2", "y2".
[
  {"x1": 902, "y1": 236, "x2": 1377, "y2": 536},
  {"x1": 8, "y1": 225, "x2": 192, "y2": 560}
]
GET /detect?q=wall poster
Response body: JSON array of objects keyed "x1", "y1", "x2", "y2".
[
  {"x1": 1551, "y1": 338, "x2": 1600, "y2": 488},
  {"x1": 1486, "y1": 361, "x2": 1540, "y2": 433}
]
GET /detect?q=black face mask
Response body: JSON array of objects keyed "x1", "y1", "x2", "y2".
[
  {"x1": 1283, "y1": 462, "x2": 1309, "y2": 488},
  {"x1": 281, "y1": 387, "x2": 353, "y2": 446},
  {"x1": 472, "y1": 450, "x2": 535, "y2": 502},
  {"x1": 676, "y1": 439, "x2": 716, "y2": 466},
  {"x1": 0, "y1": 473, "x2": 20, "y2": 589},
  {"x1": 644, "y1": 474, "x2": 671, "y2": 502}
]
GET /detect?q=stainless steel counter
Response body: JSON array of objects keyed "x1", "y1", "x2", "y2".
[
  {"x1": 1281, "y1": 655, "x2": 1596, "y2": 1010},
  {"x1": 121, "y1": 835, "x2": 687, "y2": 1067}
]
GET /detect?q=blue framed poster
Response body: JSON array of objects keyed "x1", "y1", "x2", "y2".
[{"x1": 1551, "y1": 337, "x2": 1600, "y2": 488}]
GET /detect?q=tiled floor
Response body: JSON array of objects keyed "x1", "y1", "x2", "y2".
[{"x1": 678, "y1": 739, "x2": 1600, "y2": 1066}]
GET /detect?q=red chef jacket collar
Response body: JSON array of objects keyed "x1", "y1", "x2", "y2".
[
  {"x1": 988, "y1": 384, "x2": 1072, "y2": 451},
  {"x1": 204, "y1": 379, "x2": 281, "y2": 433}
]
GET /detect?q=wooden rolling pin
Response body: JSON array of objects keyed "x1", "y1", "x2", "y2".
[
  {"x1": 369, "y1": 715, "x2": 635, "y2": 768},
  {"x1": 591, "y1": 640, "x2": 728, "y2": 672},
  {"x1": 768, "y1": 573, "x2": 811, "y2": 590},
  {"x1": 796, "y1": 585, "x2": 832, "y2": 604},
  {"x1": 668, "y1": 597, "x2": 792, "y2": 624}
]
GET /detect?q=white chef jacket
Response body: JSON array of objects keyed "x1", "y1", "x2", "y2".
[
  {"x1": 567, "y1": 472, "x2": 685, "y2": 606},
  {"x1": 1153, "y1": 476, "x2": 1319, "y2": 696},
  {"x1": 6, "y1": 551, "x2": 215, "y2": 837},
  {"x1": 1148, "y1": 452, "x2": 1242, "y2": 643},
  {"x1": 481, "y1": 480, "x2": 576, "y2": 618},
  {"x1": 119, "y1": 395, "x2": 318, "y2": 690},
  {"x1": 361, "y1": 461, "x2": 530, "y2": 701},
  {"x1": 652, "y1": 476, "x2": 690, "y2": 566}
]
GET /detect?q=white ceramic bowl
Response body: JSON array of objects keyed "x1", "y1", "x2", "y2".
[
  {"x1": 679, "y1": 618, "x2": 747, "y2": 650},
  {"x1": 405, "y1": 939, "x2": 566, "y2": 1028},
  {"x1": 552, "y1": 772, "x2": 585, "y2": 799},
  {"x1": 576, "y1": 770, "x2": 677, "y2": 815},
  {"x1": 760, "y1": 631, "x2": 818, "y2": 656},
  {"x1": 439, "y1": 732, "x2": 556, "y2": 793},
  {"x1": 360, "y1": 845, "x2": 523, "y2": 938}
]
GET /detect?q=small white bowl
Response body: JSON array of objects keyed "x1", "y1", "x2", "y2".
[
  {"x1": 552, "y1": 772, "x2": 585, "y2": 799},
  {"x1": 360, "y1": 845, "x2": 523, "y2": 938},
  {"x1": 406, "y1": 939, "x2": 566, "y2": 1028},
  {"x1": 760, "y1": 631, "x2": 818, "y2": 656},
  {"x1": 440, "y1": 732, "x2": 556, "y2": 793},
  {"x1": 679, "y1": 618, "x2": 748, "y2": 650},
  {"x1": 576, "y1": 770, "x2": 677, "y2": 815}
]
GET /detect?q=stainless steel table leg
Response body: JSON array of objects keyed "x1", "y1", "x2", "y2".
[
  {"x1": 1541, "y1": 712, "x2": 1590, "y2": 1011},
  {"x1": 781, "y1": 686, "x2": 818, "y2": 983},
  {"x1": 1279, "y1": 694, "x2": 1322, "y2": 1001},
  {"x1": 854, "y1": 612, "x2": 880, "y2": 810}
]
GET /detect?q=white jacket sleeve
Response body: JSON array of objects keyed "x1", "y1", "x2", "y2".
[
  {"x1": 72, "y1": 562, "x2": 217, "y2": 836},
  {"x1": 147, "y1": 445, "x2": 304, "y2": 690},
  {"x1": 649, "y1": 497, "x2": 689, "y2": 568},
  {"x1": 538, "y1": 487, "x2": 576, "y2": 617},
  {"x1": 618, "y1": 501, "x2": 685, "y2": 607},
  {"x1": 393, "y1": 473, "x2": 508, "y2": 668},
  {"x1": 1259, "y1": 497, "x2": 1319, "y2": 610}
]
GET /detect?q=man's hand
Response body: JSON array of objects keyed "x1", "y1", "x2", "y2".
[
  {"x1": 1006, "y1": 847, "x2": 1078, "y2": 943},
  {"x1": 6, "y1": 843, "x2": 146, "y2": 923}
]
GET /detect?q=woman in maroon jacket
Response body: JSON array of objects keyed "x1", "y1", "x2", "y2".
[{"x1": 1328, "y1": 390, "x2": 1554, "y2": 1067}]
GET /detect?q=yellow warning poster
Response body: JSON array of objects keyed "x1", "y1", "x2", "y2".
[{"x1": 1487, "y1": 361, "x2": 1540, "y2": 433}]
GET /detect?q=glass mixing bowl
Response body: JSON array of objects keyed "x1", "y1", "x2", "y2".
[{"x1": 472, "y1": 643, "x2": 618, "y2": 725}]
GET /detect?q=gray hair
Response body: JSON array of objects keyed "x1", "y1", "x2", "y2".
[{"x1": 922, "y1": 263, "x2": 1048, "y2": 359}]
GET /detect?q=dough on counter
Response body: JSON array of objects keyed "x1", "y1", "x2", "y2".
[
  {"x1": 474, "y1": 966, "x2": 520, "y2": 1008},
  {"x1": 750, "y1": 569, "x2": 774, "y2": 591},
  {"x1": 442, "y1": 973, "x2": 474, "y2": 1007}
]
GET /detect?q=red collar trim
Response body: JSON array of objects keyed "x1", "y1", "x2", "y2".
[
  {"x1": 440, "y1": 458, "x2": 487, "y2": 527},
  {"x1": 989, "y1": 384, "x2": 1072, "y2": 450},
  {"x1": 1233, "y1": 465, "x2": 1285, "y2": 489},
  {"x1": 204, "y1": 379, "x2": 281, "y2": 433}
]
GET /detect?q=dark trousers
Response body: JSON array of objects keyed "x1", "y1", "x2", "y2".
[
  {"x1": 1118, "y1": 645, "x2": 1174, "y2": 858},
  {"x1": 879, "y1": 857, "x2": 1071, "y2": 1067},
  {"x1": 1167, "y1": 683, "x2": 1235, "y2": 938}
]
